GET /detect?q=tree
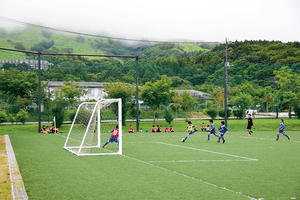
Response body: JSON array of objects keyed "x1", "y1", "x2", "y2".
[
  {"x1": 141, "y1": 75, "x2": 174, "y2": 123},
  {"x1": 164, "y1": 109, "x2": 174, "y2": 124},
  {"x1": 0, "y1": 69, "x2": 39, "y2": 113},
  {"x1": 180, "y1": 91, "x2": 197, "y2": 118},
  {"x1": 274, "y1": 66, "x2": 300, "y2": 118},
  {"x1": 232, "y1": 93, "x2": 253, "y2": 111},
  {"x1": 0, "y1": 110, "x2": 7, "y2": 123},
  {"x1": 233, "y1": 109, "x2": 244, "y2": 119},
  {"x1": 206, "y1": 108, "x2": 217, "y2": 119},
  {"x1": 57, "y1": 83, "x2": 84, "y2": 106},
  {"x1": 16, "y1": 109, "x2": 29, "y2": 124},
  {"x1": 171, "y1": 92, "x2": 182, "y2": 117},
  {"x1": 51, "y1": 98, "x2": 67, "y2": 128},
  {"x1": 215, "y1": 91, "x2": 224, "y2": 108},
  {"x1": 105, "y1": 82, "x2": 133, "y2": 125},
  {"x1": 219, "y1": 109, "x2": 232, "y2": 118}
]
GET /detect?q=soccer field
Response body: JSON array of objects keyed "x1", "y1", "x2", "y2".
[{"x1": 2, "y1": 119, "x2": 300, "y2": 200}]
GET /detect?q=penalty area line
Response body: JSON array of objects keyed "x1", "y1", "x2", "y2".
[
  {"x1": 148, "y1": 159, "x2": 257, "y2": 163},
  {"x1": 121, "y1": 153, "x2": 259, "y2": 200},
  {"x1": 155, "y1": 142, "x2": 258, "y2": 161}
]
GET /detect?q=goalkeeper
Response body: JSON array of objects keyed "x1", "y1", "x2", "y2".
[{"x1": 102, "y1": 125, "x2": 119, "y2": 148}]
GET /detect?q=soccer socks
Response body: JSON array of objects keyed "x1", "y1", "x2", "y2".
[
  {"x1": 183, "y1": 136, "x2": 188, "y2": 142},
  {"x1": 221, "y1": 135, "x2": 225, "y2": 143},
  {"x1": 103, "y1": 141, "x2": 109, "y2": 147},
  {"x1": 276, "y1": 134, "x2": 279, "y2": 141},
  {"x1": 208, "y1": 134, "x2": 210, "y2": 141},
  {"x1": 284, "y1": 134, "x2": 290, "y2": 139},
  {"x1": 218, "y1": 136, "x2": 221, "y2": 143}
]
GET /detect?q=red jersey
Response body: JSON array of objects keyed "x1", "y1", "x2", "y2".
[
  {"x1": 165, "y1": 128, "x2": 169, "y2": 132},
  {"x1": 50, "y1": 126, "x2": 55, "y2": 131},
  {"x1": 129, "y1": 127, "x2": 133, "y2": 132},
  {"x1": 151, "y1": 127, "x2": 156, "y2": 132},
  {"x1": 170, "y1": 127, "x2": 174, "y2": 132},
  {"x1": 111, "y1": 128, "x2": 119, "y2": 137}
]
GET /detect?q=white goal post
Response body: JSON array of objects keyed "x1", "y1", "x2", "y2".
[{"x1": 64, "y1": 99, "x2": 122, "y2": 156}]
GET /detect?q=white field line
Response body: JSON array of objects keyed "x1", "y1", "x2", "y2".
[
  {"x1": 240, "y1": 136, "x2": 300, "y2": 143},
  {"x1": 5, "y1": 135, "x2": 28, "y2": 200},
  {"x1": 55, "y1": 134, "x2": 259, "y2": 199},
  {"x1": 121, "y1": 153, "x2": 259, "y2": 200},
  {"x1": 148, "y1": 159, "x2": 257, "y2": 163},
  {"x1": 155, "y1": 142, "x2": 258, "y2": 161}
]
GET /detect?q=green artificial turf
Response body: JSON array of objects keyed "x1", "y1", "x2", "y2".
[{"x1": 0, "y1": 119, "x2": 299, "y2": 200}]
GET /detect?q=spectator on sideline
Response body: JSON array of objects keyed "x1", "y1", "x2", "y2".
[
  {"x1": 129, "y1": 125, "x2": 134, "y2": 133},
  {"x1": 164, "y1": 126, "x2": 169, "y2": 132},
  {"x1": 201, "y1": 123, "x2": 206, "y2": 131},
  {"x1": 41, "y1": 125, "x2": 47, "y2": 134},
  {"x1": 169, "y1": 125, "x2": 174, "y2": 132},
  {"x1": 151, "y1": 125, "x2": 156, "y2": 132}
]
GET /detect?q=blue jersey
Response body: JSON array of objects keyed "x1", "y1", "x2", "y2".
[
  {"x1": 210, "y1": 124, "x2": 216, "y2": 134},
  {"x1": 218, "y1": 125, "x2": 229, "y2": 134},
  {"x1": 279, "y1": 123, "x2": 285, "y2": 133}
]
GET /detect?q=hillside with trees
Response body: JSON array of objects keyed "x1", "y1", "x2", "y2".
[{"x1": 0, "y1": 27, "x2": 299, "y2": 123}]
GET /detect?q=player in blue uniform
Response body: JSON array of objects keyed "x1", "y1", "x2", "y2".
[
  {"x1": 218, "y1": 121, "x2": 229, "y2": 143},
  {"x1": 181, "y1": 121, "x2": 198, "y2": 142},
  {"x1": 102, "y1": 125, "x2": 119, "y2": 148},
  {"x1": 276, "y1": 119, "x2": 290, "y2": 141},
  {"x1": 208, "y1": 120, "x2": 220, "y2": 141}
]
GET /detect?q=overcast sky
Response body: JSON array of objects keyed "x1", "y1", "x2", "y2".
[{"x1": 0, "y1": 0, "x2": 299, "y2": 42}]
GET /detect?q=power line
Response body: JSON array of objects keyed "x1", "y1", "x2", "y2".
[{"x1": 0, "y1": 16, "x2": 219, "y2": 44}]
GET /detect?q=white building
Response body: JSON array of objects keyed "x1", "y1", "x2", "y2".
[
  {"x1": 1, "y1": 59, "x2": 53, "y2": 70},
  {"x1": 46, "y1": 81, "x2": 108, "y2": 101}
]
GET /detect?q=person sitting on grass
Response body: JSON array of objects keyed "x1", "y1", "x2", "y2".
[
  {"x1": 201, "y1": 123, "x2": 206, "y2": 131},
  {"x1": 181, "y1": 121, "x2": 198, "y2": 142},
  {"x1": 169, "y1": 125, "x2": 174, "y2": 132},
  {"x1": 129, "y1": 125, "x2": 134, "y2": 133},
  {"x1": 218, "y1": 121, "x2": 229, "y2": 144},
  {"x1": 151, "y1": 125, "x2": 156, "y2": 132},
  {"x1": 102, "y1": 125, "x2": 119, "y2": 148},
  {"x1": 41, "y1": 125, "x2": 47, "y2": 134},
  {"x1": 276, "y1": 119, "x2": 290, "y2": 141},
  {"x1": 49, "y1": 125, "x2": 59, "y2": 134},
  {"x1": 206, "y1": 125, "x2": 210, "y2": 132},
  {"x1": 157, "y1": 125, "x2": 161, "y2": 132},
  {"x1": 164, "y1": 126, "x2": 169, "y2": 132}
]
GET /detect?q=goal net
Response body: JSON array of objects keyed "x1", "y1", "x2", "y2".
[{"x1": 64, "y1": 99, "x2": 122, "y2": 156}]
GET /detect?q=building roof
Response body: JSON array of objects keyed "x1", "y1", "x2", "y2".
[
  {"x1": 46, "y1": 81, "x2": 108, "y2": 88},
  {"x1": 174, "y1": 90, "x2": 210, "y2": 98}
]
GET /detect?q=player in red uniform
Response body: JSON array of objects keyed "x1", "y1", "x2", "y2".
[
  {"x1": 169, "y1": 125, "x2": 174, "y2": 132},
  {"x1": 102, "y1": 125, "x2": 119, "y2": 148},
  {"x1": 128, "y1": 125, "x2": 134, "y2": 133},
  {"x1": 151, "y1": 125, "x2": 157, "y2": 132},
  {"x1": 164, "y1": 126, "x2": 169, "y2": 132}
]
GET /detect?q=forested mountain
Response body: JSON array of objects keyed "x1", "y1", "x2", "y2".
[{"x1": 0, "y1": 27, "x2": 299, "y2": 89}]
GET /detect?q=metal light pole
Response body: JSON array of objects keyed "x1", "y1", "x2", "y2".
[
  {"x1": 135, "y1": 56, "x2": 140, "y2": 131},
  {"x1": 38, "y1": 53, "x2": 42, "y2": 132},
  {"x1": 224, "y1": 38, "x2": 229, "y2": 127}
]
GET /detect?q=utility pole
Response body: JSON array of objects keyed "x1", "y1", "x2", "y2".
[
  {"x1": 224, "y1": 38, "x2": 229, "y2": 127},
  {"x1": 135, "y1": 56, "x2": 140, "y2": 132},
  {"x1": 38, "y1": 53, "x2": 41, "y2": 133}
]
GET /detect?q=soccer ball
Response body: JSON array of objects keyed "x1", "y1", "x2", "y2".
[{"x1": 181, "y1": 138, "x2": 185, "y2": 142}]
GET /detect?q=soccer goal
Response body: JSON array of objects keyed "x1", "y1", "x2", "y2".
[{"x1": 64, "y1": 99, "x2": 122, "y2": 156}]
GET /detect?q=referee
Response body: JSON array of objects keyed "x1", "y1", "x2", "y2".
[{"x1": 247, "y1": 114, "x2": 254, "y2": 136}]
